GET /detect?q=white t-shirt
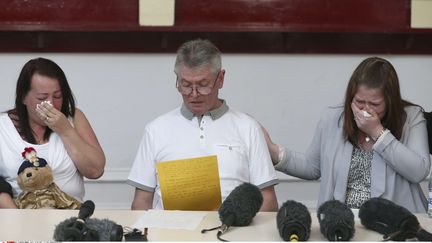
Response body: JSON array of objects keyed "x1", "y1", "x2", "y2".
[
  {"x1": 127, "y1": 103, "x2": 278, "y2": 209},
  {"x1": 0, "y1": 113, "x2": 84, "y2": 201}
]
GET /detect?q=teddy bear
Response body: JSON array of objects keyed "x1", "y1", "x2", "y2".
[{"x1": 15, "y1": 147, "x2": 81, "y2": 209}]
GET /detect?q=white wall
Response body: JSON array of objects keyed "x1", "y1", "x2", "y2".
[{"x1": 1, "y1": 54, "x2": 431, "y2": 209}]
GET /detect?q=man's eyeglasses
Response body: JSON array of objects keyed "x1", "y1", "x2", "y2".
[{"x1": 176, "y1": 71, "x2": 220, "y2": 96}]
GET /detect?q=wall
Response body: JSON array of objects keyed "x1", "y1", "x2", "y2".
[{"x1": 1, "y1": 54, "x2": 431, "y2": 209}]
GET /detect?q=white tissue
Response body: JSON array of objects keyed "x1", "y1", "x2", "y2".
[
  {"x1": 41, "y1": 100, "x2": 53, "y2": 107},
  {"x1": 362, "y1": 110, "x2": 372, "y2": 117}
]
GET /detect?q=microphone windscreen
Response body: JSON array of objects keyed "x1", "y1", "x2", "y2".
[
  {"x1": 218, "y1": 183, "x2": 263, "y2": 227},
  {"x1": 276, "y1": 200, "x2": 311, "y2": 241},
  {"x1": 54, "y1": 217, "x2": 87, "y2": 241},
  {"x1": 86, "y1": 218, "x2": 123, "y2": 241},
  {"x1": 53, "y1": 217, "x2": 123, "y2": 241},
  {"x1": 78, "y1": 200, "x2": 95, "y2": 220},
  {"x1": 317, "y1": 200, "x2": 355, "y2": 241},
  {"x1": 359, "y1": 197, "x2": 419, "y2": 240},
  {"x1": 416, "y1": 228, "x2": 432, "y2": 241}
]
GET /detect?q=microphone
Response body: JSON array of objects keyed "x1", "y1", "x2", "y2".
[
  {"x1": 359, "y1": 197, "x2": 432, "y2": 241},
  {"x1": 276, "y1": 200, "x2": 311, "y2": 241},
  {"x1": 61, "y1": 200, "x2": 96, "y2": 240},
  {"x1": 53, "y1": 200, "x2": 123, "y2": 241},
  {"x1": 54, "y1": 217, "x2": 123, "y2": 241},
  {"x1": 217, "y1": 183, "x2": 263, "y2": 235},
  {"x1": 317, "y1": 200, "x2": 355, "y2": 241},
  {"x1": 79, "y1": 200, "x2": 95, "y2": 221}
]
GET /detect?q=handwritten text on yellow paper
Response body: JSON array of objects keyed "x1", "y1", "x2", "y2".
[{"x1": 157, "y1": 155, "x2": 222, "y2": 210}]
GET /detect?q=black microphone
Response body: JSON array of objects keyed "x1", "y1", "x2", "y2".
[
  {"x1": 218, "y1": 183, "x2": 263, "y2": 235},
  {"x1": 276, "y1": 200, "x2": 311, "y2": 241},
  {"x1": 317, "y1": 200, "x2": 355, "y2": 241},
  {"x1": 78, "y1": 200, "x2": 95, "y2": 220},
  {"x1": 60, "y1": 200, "x2": 96, "y2": 241},
  {"x1": 359, "y1": 197, "x2": 432, "y2": 241},
  {"x1": 54, "y1": 217, "x2": 123, "y2": 241},
  {"x1": 53, "y1": 200, "x2": 123, "y2": 241}
]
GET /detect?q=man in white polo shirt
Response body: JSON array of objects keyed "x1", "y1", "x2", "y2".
[{"x1": 127, "y1": 39, "x2": 278, "y2": 211}]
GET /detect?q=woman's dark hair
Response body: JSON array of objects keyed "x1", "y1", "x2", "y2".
[
  {"x1": 343, "y1": 57, "x2": 415, "y2": 144},
  {"x1": 8, "y1": 57, "x2": 76, "y2": 144}
]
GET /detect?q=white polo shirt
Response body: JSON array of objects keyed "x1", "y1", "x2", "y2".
[{"x1": 127, "y1": 101, "x2": 278, "y2": 209}]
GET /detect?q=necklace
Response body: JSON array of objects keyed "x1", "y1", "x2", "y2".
[{"x1": 360, "y1": 131, "x2": 371, "y2": 143}]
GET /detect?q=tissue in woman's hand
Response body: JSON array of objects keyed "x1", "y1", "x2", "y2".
[{"x1": 362, "y1": 110, "x2": 372, "y2": 117}]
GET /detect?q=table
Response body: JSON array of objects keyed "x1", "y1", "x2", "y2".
[{"x1": 0, "y1": 209, "x2": 431, "y2": 241}]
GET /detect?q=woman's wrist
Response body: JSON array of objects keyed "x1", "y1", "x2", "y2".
[{"x1": 372, "y1": 127, "x2": 388, "y2": 141}]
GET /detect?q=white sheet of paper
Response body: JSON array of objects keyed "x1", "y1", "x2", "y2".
[{"x1": 132, "y1": 210, "x2": 208, "y2": 230}]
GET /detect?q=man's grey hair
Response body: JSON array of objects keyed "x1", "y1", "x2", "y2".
[{"x1": 174, "y1": 39, "x2": 221, "y2": 75}]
